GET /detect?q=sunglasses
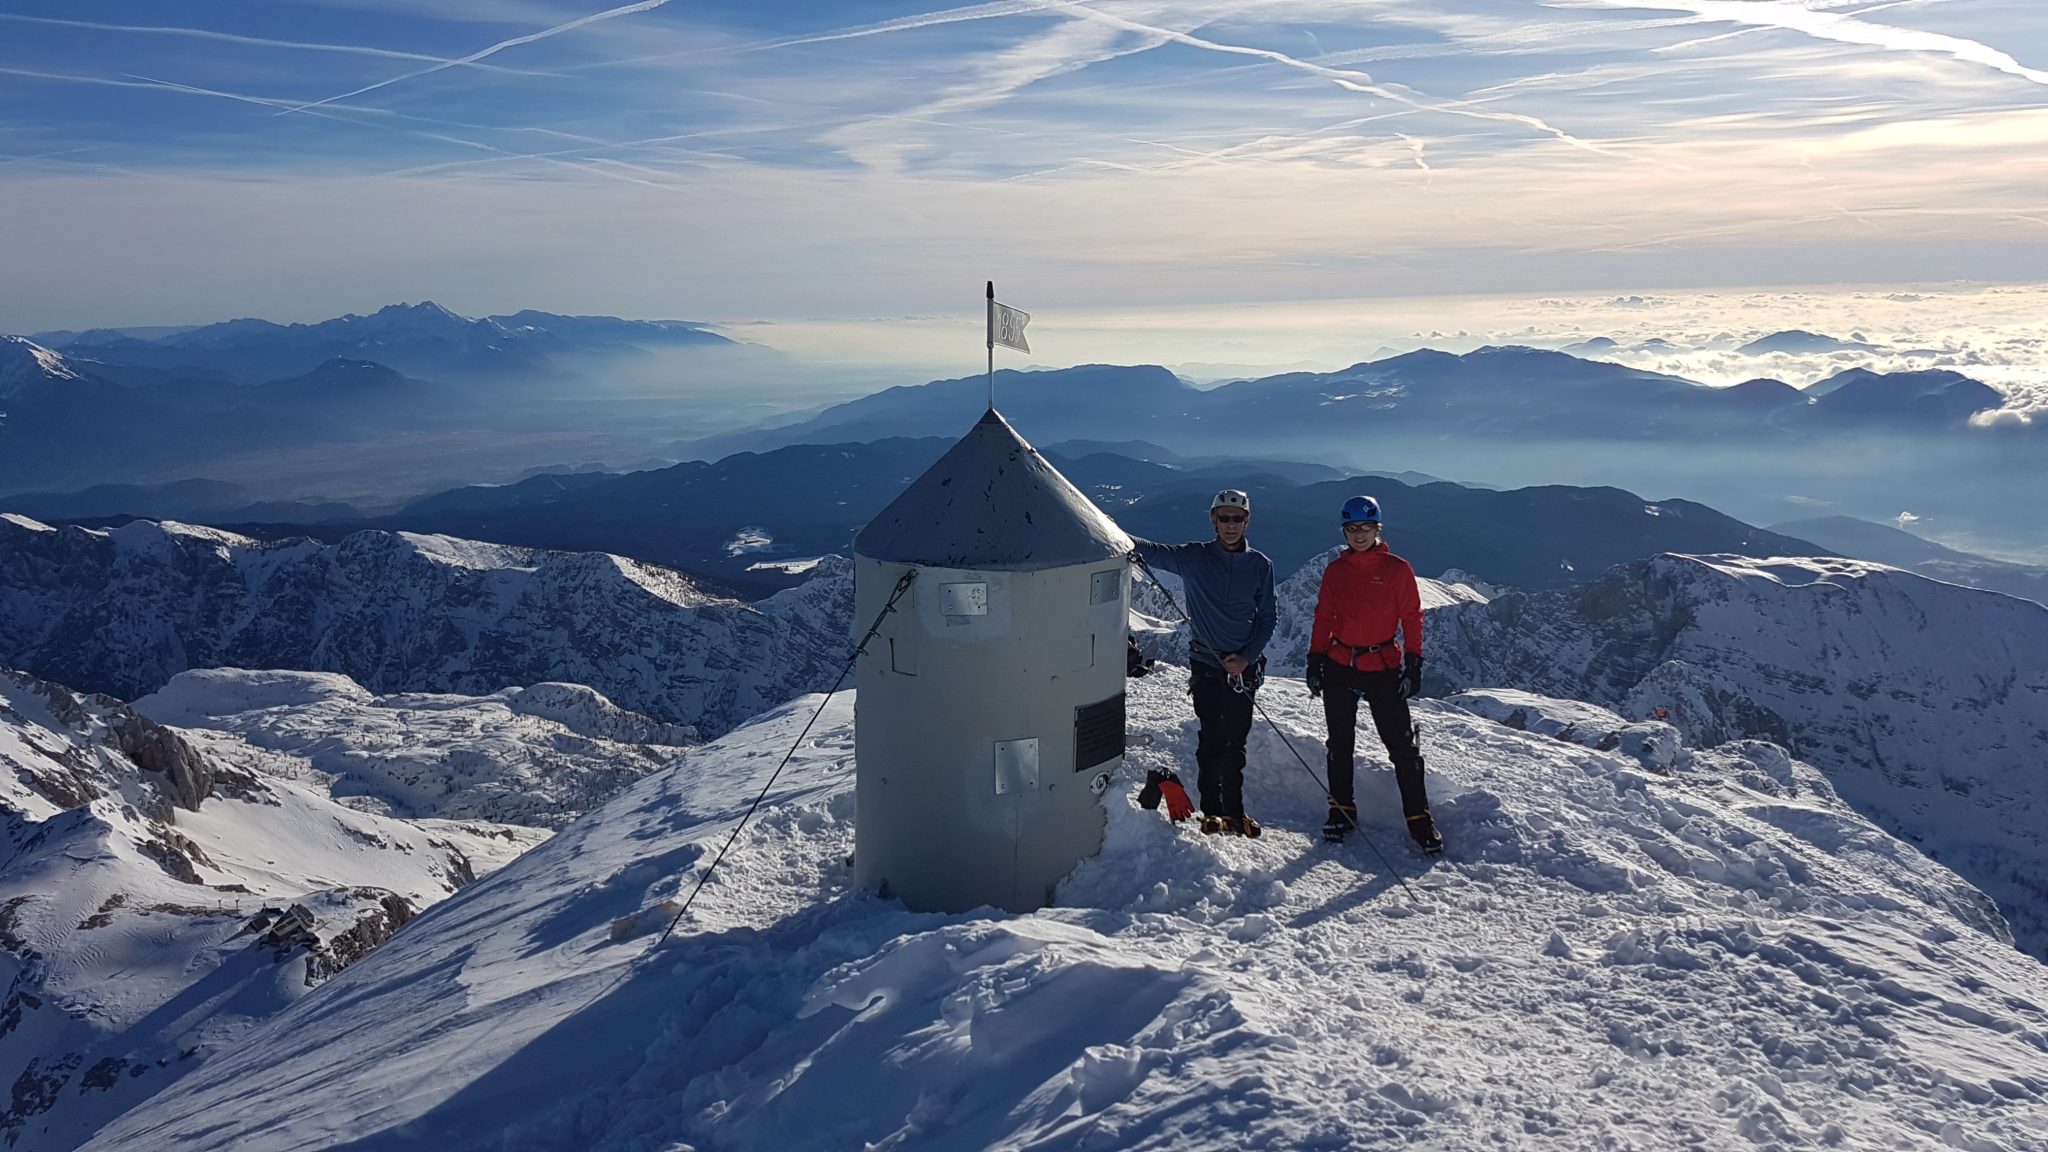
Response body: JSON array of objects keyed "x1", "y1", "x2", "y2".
[
  {"x1": 1342, "y1": 522, "x2": 1380, "y2": 533},
  {"x1": 1213, "y1": 513, "x2": 1247, "y2": 524}
]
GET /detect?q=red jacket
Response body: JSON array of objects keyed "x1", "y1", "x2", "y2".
[{"x1": 1311, "y1": 541, "x2": 1422, "y2": 671}]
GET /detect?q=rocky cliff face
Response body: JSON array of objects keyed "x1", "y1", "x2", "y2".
[
  {"x1": 0, "y1": 517, "x2": 855, "y2": 739},
  {"x1": 1420, "y1": 553, "x2": 2048, "y2": 958}
]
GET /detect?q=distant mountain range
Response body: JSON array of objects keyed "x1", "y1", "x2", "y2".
[
  {"x1": 117, "y1": 434, "x2": 1825, "y2": 597},
  {"x1": 27, "y1": 301, "x2": 734, "y2": 386},
  {"x1": 0, "y1": 306, "x2": 778, "y2": 494},
  {"x1": 680, "y1": 348, "x2": 2017, "y2": 463},
  {"x1": 8, "y1": 309, "x2": 2042, "y2": 563}
]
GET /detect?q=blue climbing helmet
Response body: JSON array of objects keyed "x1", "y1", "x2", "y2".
[{"x1": 1341, "y1": 495, "x2": 1381, "y2": 524}]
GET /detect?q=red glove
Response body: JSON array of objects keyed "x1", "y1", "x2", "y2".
[{"x1": 1158, "y1": 775, "x2": 1195, "y2": 822}]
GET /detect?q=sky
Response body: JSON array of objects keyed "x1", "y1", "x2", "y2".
[{"x1": 3, "y1": 0, "x2": 2047, "y2": 342}]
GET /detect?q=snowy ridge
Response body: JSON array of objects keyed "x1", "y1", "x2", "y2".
[
  {"x1": 134, "y1": 669, "x2": 694, "y2": 828},
  {"x1": 0, "y1": 335, "x2": 84, "y2": 400},
  {"x1": 78, "y1": 675, "x2": 2048, "y2": 1152},
  {"x1": 1424, "y1": 553, "x2": 2048, "y2": 960},
  {"x1": 0, "y1": 518, "x2": 855, "y2": 738},
  {"x1": 0, "y1": 669, "x2": 548, "y2": 1151}
]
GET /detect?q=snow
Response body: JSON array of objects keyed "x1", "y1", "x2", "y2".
[
  {"x1": 0, "y1": 335, "x2": 84, "y2": 399},
  {"x1": 0, "y1": 668, "x2": 550, "y2": 1150},
  {"x1": 80, "y1": 673, "x2": 2048, "y2": 1152},
  {"x1": 393, "y1": 531, "x2": 541, "y2": 571},
  {"x1": 132, "y1": 668, "x2": 375, "y2": 719},
  {"x1": 0, "y1": 520, "x2": 846, "y2": 738},
  {"x1": 134, "y1": 669, "x2": 694, "y2": 828},
  {"x1": 106, "y1": 519, "x2": 258, "y2": 557},
  {"x1": 1440, "y1": 688, "x2": 1682, "y2": 775},
  {"x1": 0, "y1": 512, "x2": 55, "y2": 532},
  {"x1": 748, "y1": 556, "x2": 827, "y2": 574},
  {"x1": 726, "y1": 526, "x2": 775, "y2": 556},
  {"x1": 1427, "y1": 552, "x2": 2048, "y2": 960}
]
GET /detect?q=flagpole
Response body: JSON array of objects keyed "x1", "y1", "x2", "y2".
[{"x1": 985, "y1": 280, "x2": 995, "y2": 411}]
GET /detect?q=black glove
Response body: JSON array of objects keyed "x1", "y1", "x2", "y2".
[
  {"x1": 1400, "y1": 652, "x2": 1425, "y2": 699},
  {"x1": 1137, "y1": 769, "x2": 1166, "y2": 810},
  {"x1": 1305, "y1": 653, "x2": 1327, "y2": 699}
]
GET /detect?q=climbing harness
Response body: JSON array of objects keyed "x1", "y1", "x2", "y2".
[
  {"x1": 1328, "y1": 635, "x2": 1398, "y2": 672},
  {"x1": 1129, "y1": 553, "x2": 1420, "y2": 900}
]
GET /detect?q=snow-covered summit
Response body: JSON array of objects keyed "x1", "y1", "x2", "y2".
[
  {"x1": 0, "y1": 334, "x2": 85, "y2": 399},
  {"x1": 78, "y1": 674, "x2": 2048, "y2": 1152}
]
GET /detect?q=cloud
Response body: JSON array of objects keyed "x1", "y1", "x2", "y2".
[
  {"x1": 1562, "y1": 0, "x2": 2048, "y2": 87},
  {"x1": 1970, "y1": 408, "x2": 2034, "y2": 429}
]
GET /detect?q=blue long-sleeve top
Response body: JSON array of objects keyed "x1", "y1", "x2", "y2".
[{"x1": 1131, "y1": 537, "x2": 1277, "y2": 669}]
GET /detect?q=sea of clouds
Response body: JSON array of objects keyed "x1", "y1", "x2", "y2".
[{"x1": 736, "y1": 283, "x2": 2048, "y2": 423}]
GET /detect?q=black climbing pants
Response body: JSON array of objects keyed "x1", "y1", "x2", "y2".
[
  {"x1": 1189, "y1": 661, "x2": 1254, "y2": 819},
  {"x1": 1322, "y1": 663, "x2": 1430, "y2": 818}
]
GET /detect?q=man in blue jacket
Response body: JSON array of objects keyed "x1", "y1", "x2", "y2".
[{"x1": 1130, "y1": 489, "x2": 1277, "y2": 837}]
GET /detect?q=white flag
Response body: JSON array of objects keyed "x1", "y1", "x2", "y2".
[{"x1": 990, "y1": 300, "x2": 1031, "y2": 354}]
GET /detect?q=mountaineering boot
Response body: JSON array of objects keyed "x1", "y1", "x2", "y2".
[
  {"x1": 1240, "y1": 815, "x2": 1262, "y2": 839},
  {"x1": 1323, "y1": 803, "x2": 1357, "y2": 844},
  {"x1": 1407, "y1": 810, "x2": 1444, "y2": 856},
  {"x1": 1200, "y1": 814, "x2": 1224, "y2": 836}
]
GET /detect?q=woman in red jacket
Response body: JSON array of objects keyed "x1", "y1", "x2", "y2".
[{"x1": 1305, "y1": 495, "x2": 1442, "y2": 854}]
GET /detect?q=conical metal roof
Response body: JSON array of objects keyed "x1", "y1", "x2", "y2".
[{"x1": 855, "y1": 408, "x2": 1132, "y2": 571}]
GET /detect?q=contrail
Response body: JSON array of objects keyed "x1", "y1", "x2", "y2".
[
  {"x1": 0, "y1": 66, "x2": 184, "y2": 92},
  {"x1": 1570, "y1": 0, "x2": 2048, "y2": 86},
  {"x1": 6, "y1": 59, "x2": 689, "y2": 190},
  {"x1": 0, "y1": 13, "x2": 551, "y2": 75},
  {"x1": 278, "y1": 0, "x2": 676, "y2": 116},
  {"x1": 1035, "y1": 0, "x2": 1624, "y2": 158},
  {"x1": 739, "y1": 0, "x2": 1048, "y2": 54},
  {"x1": 113, "y1": 70, "x2": 690, "y2": 192},
  {"x1": 565, "y1": 0, "x2": 1048, "y2": 70}
]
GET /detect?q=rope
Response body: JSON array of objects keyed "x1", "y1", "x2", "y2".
[
  {"x1": 642, "y1": 568, "x2": 919, "y2": 953},
  {"x1": 1129, "y1": 553, "x2": 1421, "y2": 901}
]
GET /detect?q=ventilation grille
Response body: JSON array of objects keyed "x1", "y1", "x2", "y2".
[{"x1": 1073, "y1": 692, "x2": 1126, "y2": 773}]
